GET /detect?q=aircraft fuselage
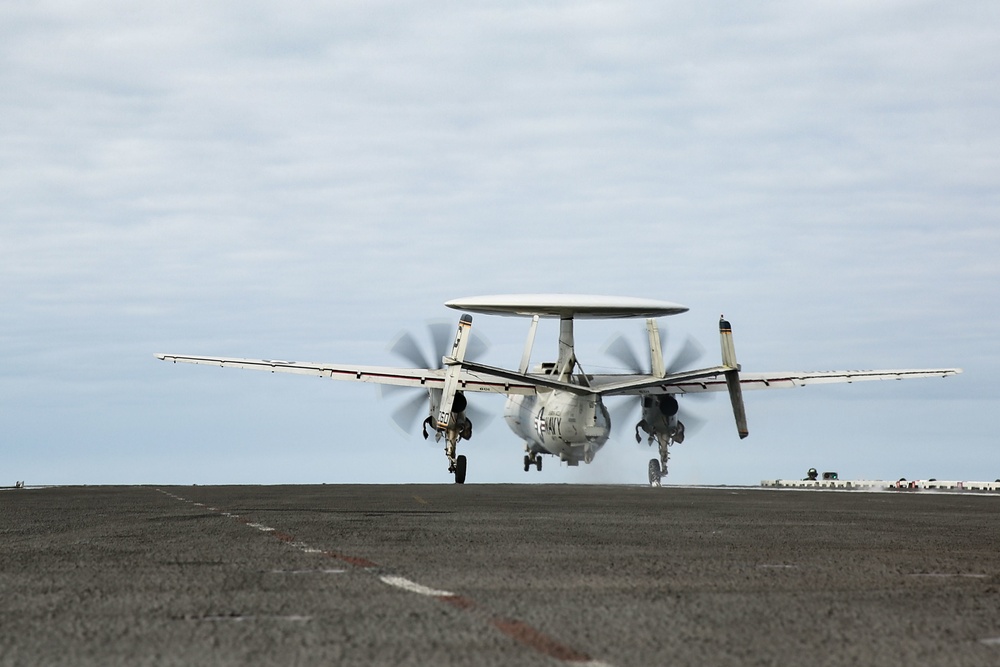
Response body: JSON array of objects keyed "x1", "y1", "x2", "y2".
[{"x1": 503, "y1": 392, "x2": 610, "y2": 465}]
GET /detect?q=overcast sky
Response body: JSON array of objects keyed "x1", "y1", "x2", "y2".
[{"x1": 2, "y1": 1, "x2": 996, "y2": 486}]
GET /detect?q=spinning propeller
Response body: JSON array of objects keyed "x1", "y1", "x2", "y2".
[
  {"x1": 602, "y1": 323, "x2": 709, "y2": 441},
  {"x1": 381, "y1": 321, "x2": 492, "y2": 436},
  {"x1": 604, "y1": 330, "x2": 704, "y2": 381}
]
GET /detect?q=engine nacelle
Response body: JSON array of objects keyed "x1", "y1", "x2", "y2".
[
  {"x1": 637, "y1": 395, "x2": 684, "y2": 444},
  {"x1": 452, "y1": 391, "x2": 467, "y2": 414},
  {"x1": 642, "y1": 395, "x2": 678, "y2": 419}
]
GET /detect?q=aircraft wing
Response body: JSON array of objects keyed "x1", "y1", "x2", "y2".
[
  {"x1": 156, "y1": 353, "x2": 960, "y2": 397},
  {"x1": 591, "y1": 368, "x2": 962, "y2": 396},
  {"x1": 155, "y1": 354, "x2": 537, "y2": 395}
]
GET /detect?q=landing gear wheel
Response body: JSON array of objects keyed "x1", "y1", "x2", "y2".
[
  {"x1": 648, "y1": 459, "x2": 662, "y2": 487},
  {"x1": 535, "y1": 456, "x2": 542, "y2": 472},
  {"x1": 454, "y1": 455, "x2": 467, "y2": 484},
  {"x1": 523, "y1": 455, "x2": 531, "y2": 472}
]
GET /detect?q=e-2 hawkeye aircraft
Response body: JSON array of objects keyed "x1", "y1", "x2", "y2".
[{"x1": 156, "y1": 294, "x2": 961, "y2": 485}]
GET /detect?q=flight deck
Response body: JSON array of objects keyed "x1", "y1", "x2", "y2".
[{"x1": 2, "y1": 484, "x2": 999, "y2": 666}]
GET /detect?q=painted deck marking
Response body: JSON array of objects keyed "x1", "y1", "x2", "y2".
[
  {"x1": 438, "y1": 595, "x2": 477, "y2": 610},
  {"x1": 192, "y1": 614, "x2": 313, "y2": 623},
  {"x1": 247, "y1": 523, "x2": 275, "y2": 531},
  {"x1": 269, "y1": 569, "x2": 346, "y2": 575},
  {"x1": 380, "y1": 575, "x2": 454, "y2": 598},
  {"x1": 492, "y1": 617, "x2": 593, "y2": 662}
]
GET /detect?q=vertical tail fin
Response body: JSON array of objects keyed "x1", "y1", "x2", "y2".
[
  {"x1": 436, "y1": 314, "x2": 473, "y2": 430},
  {"x1": 646, "y1": 318, "x2": 666, "y2": 378},
  {"x1": 719, "y1": 316, "x2": 749, "y2": 439},
  {"x1": 518, "y1": 315, "x2": 539, "y2": 374}
]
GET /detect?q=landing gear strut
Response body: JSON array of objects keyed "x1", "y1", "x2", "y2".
[
  {"x1": 446, "y1": 433, "x2": 467, "y2": 484},
  {"x1": 645, "y1": 425, "x2": 683, "y2": 487},
  {"x1": 442, "y1": 416, "x2": 473, "y2": 484},
  {"x1": 648, "y1": 434, "x2": 671, "y2": 487}
]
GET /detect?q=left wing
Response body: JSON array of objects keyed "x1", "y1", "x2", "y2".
[{"x1": 154, "y1": 354, "x2": 537, "y2": 395}]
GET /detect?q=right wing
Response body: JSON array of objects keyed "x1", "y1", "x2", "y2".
[
  {"x1": 589, "y1": 367, "x2": 962, "y2": 395},
  {"x1": 154, "y1": 354, "x2": 537, "y2": 395},
  {"x1": 734, "y1": 368, "x2": 963, "y2": 391}
]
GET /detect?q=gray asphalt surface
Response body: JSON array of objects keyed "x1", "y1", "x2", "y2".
[{"x1": 2, "y1": 484, "x2": 999, "y2": 666}]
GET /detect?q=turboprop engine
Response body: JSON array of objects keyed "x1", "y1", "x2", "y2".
[
  {"x1": 637, "y1": 395, "x2": 685, "y2": 444},
  {"x1": 422, "y1": 390, "x2": 472, "y2": 441}
]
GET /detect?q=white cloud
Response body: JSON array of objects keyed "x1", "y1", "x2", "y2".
[{"x1": 0, "y1": 0, "x2": 996, "y2": 485}]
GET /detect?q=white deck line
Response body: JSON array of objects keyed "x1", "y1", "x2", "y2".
[{"x1": 379, "y1": 575, "x2": 454, "y2": 598}]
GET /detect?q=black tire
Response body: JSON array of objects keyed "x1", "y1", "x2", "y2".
[
  {"x1": 536, "y1": 456, "x2": 543, "y2": 472},
  {"x1": 523, "y1": 455, "x2": 531, "y2": 472},
  {"x1": 455, "y1": 455, "x2": 467, "y2": 484},
  {"x1": 648, "y1": 459, "x2": 662, "y2": 486}
]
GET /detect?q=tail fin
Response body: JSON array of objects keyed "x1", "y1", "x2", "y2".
[
  {"x1": 646, "y1": 318, "x2": 666, "y2": 378},
  {"x1": 720, "y1": 316, "x2": 749, "y2": 439},
  {"x1": 436, "y1": 314, "x2": 473, "y2": 429},
  {"x1": 518, "y1": 315, "x2": 539, "y2": 374}
]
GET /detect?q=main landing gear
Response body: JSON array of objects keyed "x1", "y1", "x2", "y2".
[
  {"x1": 444, "y1": 429, "x2": 470, "y2": 484},
  {"x1": 450, "y1": 455, "x2": 467, "y2": 484},
  {"x1": 648, "y1": 459, "x2": 662, "y2": 487},
  {"x1": 646, "y1": 428, "x2": 682, "y2": 487},
  {"x1": 523, "y1": 453, "x2": 543, "y2": 472},
  {"x1": 432, "y1": 415, "x2": 472, "y2": 484}
]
